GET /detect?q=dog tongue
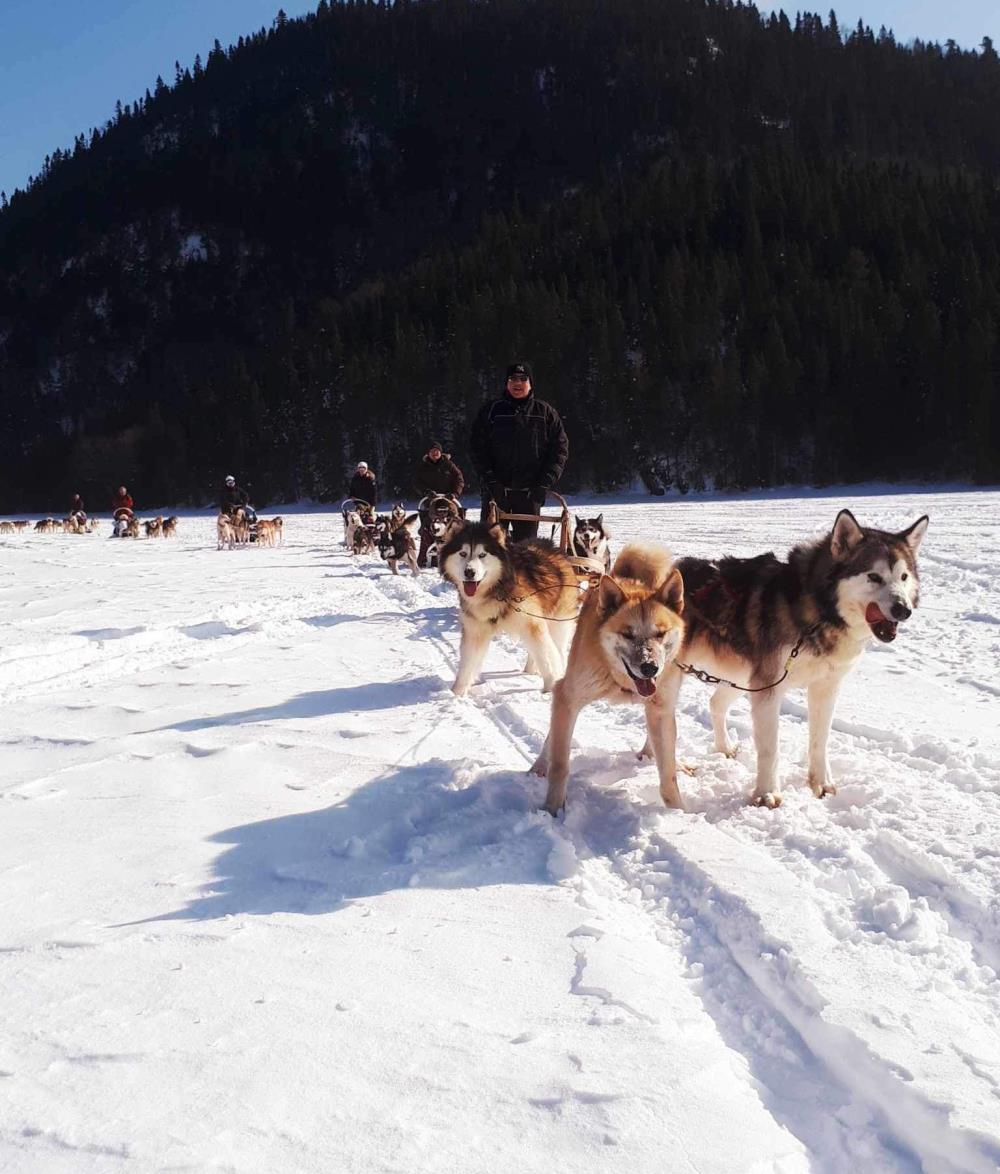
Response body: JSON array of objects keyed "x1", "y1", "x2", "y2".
[
  {"x1": 463, "y1": 581, "x2": 479, "y2": 598},
  {"x1": 635, "y1": 677, "x2": 656, "y2": 697},
  {"x1": 865, "y1": 602, "x2": 898, "y2": 643}
]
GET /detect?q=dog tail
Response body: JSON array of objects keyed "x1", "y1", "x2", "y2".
[{"x1": 612, "y1": 543, "x2": 674, "y2": 588}]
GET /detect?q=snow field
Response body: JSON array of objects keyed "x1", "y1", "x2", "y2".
[{"x1": 0, "y1": 489, "x2": 998, "y2": 1172}]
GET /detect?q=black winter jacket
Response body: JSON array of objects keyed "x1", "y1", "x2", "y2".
[
  {"x1": 220, "y1": 483, "x2": 250, "y2": 512},
  {"x1": 470, "y1": 391, "x2": 568, "y2": 495},
  {"x1": 348, "y1": 470, "x2": 378, "y2": 506},
  {"x1": 413, "y1": 454, "x2": 464, "y2": 498}
]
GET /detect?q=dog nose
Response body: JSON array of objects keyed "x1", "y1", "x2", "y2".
[
  {"x1": 891, "y1": 602, "x2": 911, "y2": 621},
  {"x1": 464, "y1": 570, "x2": 476, "y2": 580},
  {"x1": 639, "y1": 661, "x2": 658, "y2": 678}
]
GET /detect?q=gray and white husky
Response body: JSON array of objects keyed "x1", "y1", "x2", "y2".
[
  {"x1": 572, "y1": 514, "x2": 612, "y2": 573},
  {"x1": 646, "y1": 509, "x2": 928, "y2": 809}
]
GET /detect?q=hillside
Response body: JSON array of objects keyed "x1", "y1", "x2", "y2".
[{"x1": 1, "y1": 1, "x2": 998, "y2": 509}]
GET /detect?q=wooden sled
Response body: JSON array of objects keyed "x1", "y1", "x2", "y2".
[{"x1": 482, "y1": 489, "x2": 605, "y2": 586}]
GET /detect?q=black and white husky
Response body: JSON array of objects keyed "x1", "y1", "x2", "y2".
[
  {"x1": 646, "y1": 509, "x2": 929, "y2": 809},
  {"x1": 572, "y1": 514, "x2": 611, "y2": 573}
]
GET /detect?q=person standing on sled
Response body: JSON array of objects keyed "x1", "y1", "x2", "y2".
[
  {"x1": 413, "y1": 440, "x2": 465, "y2": 567},
  {"x1": 69, "y1": 493, "x2": 87, "y2": 526},
  {"x1": 219, "y1": 474, "x2": 256, "y2": 525},
  {"x1": 110, "y1": 486, "x2": 134, "y2": 537},
  {"x1": 470, "y1": 363, "x2": 568, "y2": 542},
  {"x1": 347, "y1": 461, "x2": 377, "y2": 522}
]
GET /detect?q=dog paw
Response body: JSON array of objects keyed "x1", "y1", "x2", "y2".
[
  {"x1": 451, "y1": 683, "x2": 469, "y2": 698},
  {"x1": 636, "y1": 739, "x2": 654, "y2": 761},
  {"x1": 721, "y1": 741, "x2": 740, "y2": 759},
  {"x1": 540, "y1": 801, "x2": 564, "y2": 817},
  {"x1": 529, "y1": 759, "x2": 548, "y2": 778},
  {"x1": 752, "y1": 792, "x2": 783, "y2": 809},
  {"x1": 678, "y1": 761, "x2": 698, "y2": 777}
]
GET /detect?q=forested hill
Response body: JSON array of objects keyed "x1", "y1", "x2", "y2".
[{"x1": 1, "y1": 1, "x2": 998, "y2": 510}]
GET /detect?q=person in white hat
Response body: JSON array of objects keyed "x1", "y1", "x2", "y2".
[{"x1": 348, "y1": 461, "x2": 377, "y2": 509}]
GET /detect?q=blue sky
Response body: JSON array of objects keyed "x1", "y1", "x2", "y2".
[{"x1": 1, "y1": 1, "x2": 996, "y2": 200}]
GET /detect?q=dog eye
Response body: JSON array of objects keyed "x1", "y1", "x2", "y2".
[
  {"x1": 900, "y1": 572, "x2": 909, "y2": 581},
  {"x1": 867, "y1": 573, "x2": 884, "y2": 585},
  {"x1": 622, "y1": 628, "x2": 635, "y2": 640}
]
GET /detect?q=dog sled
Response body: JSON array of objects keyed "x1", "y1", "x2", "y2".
[{"x1": 482, "y1": 489, "x2": 605, "y2": 584}]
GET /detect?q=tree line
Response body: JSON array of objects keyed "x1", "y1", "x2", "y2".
[{"x1": 0, "y1": 0, "x2": 997, "y2": 509}]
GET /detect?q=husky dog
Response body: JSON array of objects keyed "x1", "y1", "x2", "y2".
[
  {"x1": 532, "y1": 544, "x2": 686, "y2": 813},
  {"x1": 352, "y1": 522, "x2": 376, "y2": 556},
  {"x1": 144, "y1": 516, "x2": 163, "y2": 538},
  {"x1": 440, "y1": 522, "x2": 580, "y2": 696},
  {"x1": 0, "y1": 521, "x2": 14, "y2": 534},
  {"x1": 572, "y1": 514, "x2": 612, "y2": 573},
  {"x1": 377, "y1": 512, "x2": 420, "y2": 576},
  {"x1": 390, "y1": 502, "x2": 408, "y2": 529},
  {"x1": 162, "y1": 516, "x2": 178, "y2": 538},
  {"x1": 651, "y1": 509, "x2": 929, "y2": 809},
  {"x1": 217, "y1": 513, "x2": 236, "y2": 550},
  {"x1": 344, "y1": 509, "x2": 364, "y2": 552}
]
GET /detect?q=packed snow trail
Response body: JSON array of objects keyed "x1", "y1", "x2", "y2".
[{"x1": 0, "y1": 489, "x2": 998, "y2": 1173}]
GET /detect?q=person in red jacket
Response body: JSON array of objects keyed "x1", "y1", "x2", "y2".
[{"x1": 111, "y1": 486, "x2": 134, "y2": 536}]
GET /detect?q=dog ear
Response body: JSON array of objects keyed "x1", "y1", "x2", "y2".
[
  {"x1": 488, "y1": 524, "x2": 507, "y2": 547},
  {"x1": 656, "y1": 567, "x2": 684, "y2": 614},
  {"x1": 595, "y1": 514, "x2": 603, "y2": 527},
  {"x1": 575, "y1": 515, "x2": 583, "y2": 528},
  {"x1": 900, "y1": 515, "x2": 928, "y2": 555},
  {"x1": 830, "y1": 510, "x2": 865, "y2": 560},
  {"x1": 598, "y1": 574, "x2": 626, "y2": 613}
]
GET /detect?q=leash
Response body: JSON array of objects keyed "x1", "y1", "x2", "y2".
[{"x1": 673, "y1": 623, "x2": 822, "y2": 693}]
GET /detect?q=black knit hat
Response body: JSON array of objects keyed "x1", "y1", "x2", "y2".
[
  {"x1": 506, "y1": 362, "x2": 532, "y2": 380},
  {"x1": 428, "y1": 439, "x2": 443, "y2": 451}
]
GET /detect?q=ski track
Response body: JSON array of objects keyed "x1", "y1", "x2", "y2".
[{"x1": 2, "y1": 493, "x2": 998, "y2": 1172}]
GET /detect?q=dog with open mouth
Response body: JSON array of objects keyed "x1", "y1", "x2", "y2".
[
  {"x1": 644, "y1": 508, "x2": 929, "y2": 809},
  {"x1": 571, "y1": 514, "x2": 612, "y2": 573},
  {"x1": 531, "y1": 543, "x2": 685, "y2": 813},
  {"x1": 440, "y1": 521, "x2": 580, "y2": 696}
]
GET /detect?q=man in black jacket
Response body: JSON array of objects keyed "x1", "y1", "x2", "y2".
[{"x1": 470, "y1": 363, "x2": 569, "y2": 541}]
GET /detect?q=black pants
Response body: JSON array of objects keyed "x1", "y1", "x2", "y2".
[{"x1": 481, "y1": 488, "x2": 544, "y2": 543}]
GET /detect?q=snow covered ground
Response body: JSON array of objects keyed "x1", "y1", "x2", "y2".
[{"x1": 1, "y1": 487, "x2": 998, "y2": 1173}]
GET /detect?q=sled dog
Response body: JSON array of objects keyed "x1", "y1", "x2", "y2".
[
  {"x1": 653, "y1": 509, "x2": 929, "y2": 809},
  {"x1": 377, "y1": 512, "x2": 420, "y2": 576},
  {"x1": 531, "y1": 544, "x2": 686, "y2": 813},
  {"x1": 440, "y1": 522, "x2": 580, "y2": 696},
  {"x1": 161, "y1": 516, "x2": 178, "y2": 538},
  {"x1": 217, "y1": 513, "x2": 236, "y2": 550},
  {"x1": 144, "y1": 516, "x2": 163, "y2": 539},
  {"x1": 572, "y1": 515, "x2": 612, "y2": 573}
]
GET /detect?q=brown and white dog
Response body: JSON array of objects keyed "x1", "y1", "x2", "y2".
[{"x1": 531, "y1": 544, "x2": 686, "y2": 813}]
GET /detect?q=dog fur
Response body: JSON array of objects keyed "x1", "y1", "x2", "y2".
[
  {"x1": 531, "y1": 544, "x2": 686, "y2": 813},
  {"x1": 649, "y1": 509, "x2": 929, "y2": 809},
  {"x1": 440, "y1": 521, "x2": 580, "y2": 696}
]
